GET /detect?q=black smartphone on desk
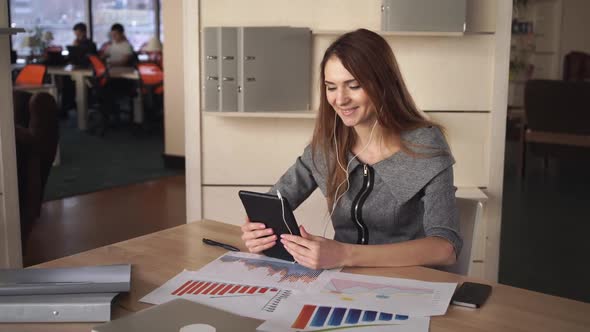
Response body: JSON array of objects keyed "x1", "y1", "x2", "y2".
[
  {"x1": 452, "y1": 282, "x2": 492, "y2": 308},
  {"x1": 238, "y1": 190, "x2": 300, "y2": 262}
]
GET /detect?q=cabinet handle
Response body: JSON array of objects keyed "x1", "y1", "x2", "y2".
[
  {"x1": 222, "y1": 56, "x2": 234, "y2": 60},
  {"x1": 244, "y1": 56, "x2": 256, "y2": 61},
  {"x1": 206, "y1": 55, "x2": 217, "y2": 60},
  {"x1": 246, "y1": 77, "x2": 256, "y2": 82},
  {"x1": 217, "y1": 85, "x2": 221, "y2": 92},
  {"x1": 238, "y1": 86, "x2": 242, "y2": 93},
  {"x1": 222, "y1": 77, "x2": 234, "y2": 81},
  {"x1": 206, "y1": 76, "x2": 218, "y2": 81}
]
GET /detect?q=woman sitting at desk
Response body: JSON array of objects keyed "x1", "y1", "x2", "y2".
[{"x1": 241, "y1": 29, "x2": 462, "y2": 270}]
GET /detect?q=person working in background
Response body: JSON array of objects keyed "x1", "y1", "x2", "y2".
[
  {"x1": 59, "y1": 22, "x2": 97, "y2": 117},
  {"x1": 72, "y1": 22, "x2": 97, "y2": 55},
  {"x1": 241, "y1": 29, "x2": 462, "y2": 270},
  {"x1": 103, "y1": 23, "x2": 134, "y2": 67}
]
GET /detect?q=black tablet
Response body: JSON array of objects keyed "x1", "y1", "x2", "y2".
[{"x1": 238, "y1": 190, "x2": 300, "y2": 262}]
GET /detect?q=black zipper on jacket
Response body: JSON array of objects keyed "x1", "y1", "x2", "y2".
[{"x1": 350, "y1": 164, "x2": 374, "y2": 245}]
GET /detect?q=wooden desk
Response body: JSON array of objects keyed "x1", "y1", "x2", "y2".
[
  {"x1": 1, "y1": 220, "x2": 588, "y2": 331},
  {"x1": 47, "y1": 65, "x2": 140, "y2": 131}
]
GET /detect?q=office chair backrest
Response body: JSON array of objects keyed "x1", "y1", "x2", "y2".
[
  {"x1": 442, "y1": 197, "x2": 481, "y2": 276},
  {"x1": 15, "y1": 64, "x2": 47, "y2": 86},
  {"x1": 88, "y1": 55, "x2": 108, "y2": 87},
  {"x1": 137, "y1": 62, "x2": 164, "y2": 95},
  {"x1": 525, "y1": 80, "x2": 590, "y2": 136}
]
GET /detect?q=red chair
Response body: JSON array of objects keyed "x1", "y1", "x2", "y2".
[
  {"x1": 137, "y1": 63, "x2": 164, "y2": 131},
  {"x1": 15, "y1": 64, "x2": 47, "y2": 86},
  {"x1": 88, "y1": 55, "x2": 135, "y2": 136},
  {"x1": 88, "y1": 55, "x2": 108, "y2": 87}
]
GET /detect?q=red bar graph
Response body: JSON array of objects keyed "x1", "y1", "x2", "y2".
[
  {"x1": 172, "y1": 280, "x2": 192, "y2": 295},
  {"x1": 219, "y1": 284, "x2": 233, "y2": 295},
  {"x1": 171, "y1": 280, "x2": 280, "y2": 297},
  {"x1": 186, "y1": 281, "x2": 203, "y2": 294},
  {"x1": 229, "y1": 285, "x2": 241, "y2": 294},
  {"x1": 202, "y1": 282, "x2": 219, "y2": 295},
  {"x1": 210, "y1": 283, "x2": 226, "y2": 295},
  {"x1": 193, "y1": 282, "x2": 211, "y2": 295}
]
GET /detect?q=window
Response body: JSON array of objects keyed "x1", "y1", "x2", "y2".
[
  {"x1": 92, "y1": 0, "x2": 157, "y2": 51},
  {"x1": 10, "y1": 0, "x2": 87, "y2": 55}
]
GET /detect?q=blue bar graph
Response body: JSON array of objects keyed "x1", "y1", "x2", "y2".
[
  {"x1": 345, "y1": 309, "x2": 361, "y2": 324},
  {"x1": 328, "y1": 307, "x2": 346, "y2": 326},
  {"x1": 310, "y1": 306, "x2": 331, "y2": 327},
  {"x1": 292, "y1": 304, "x2": 410, "y2": 329},
  {"x1": 362, "y1": 310, "x2": 377, "y2": 322},
  {"x1": 379, "y1": 312, "x2": 393, "y2": 321}
]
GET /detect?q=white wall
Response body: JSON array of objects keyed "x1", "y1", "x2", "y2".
[{"x1": 162, "y1": 0, "x2": 186, "y2": 157}]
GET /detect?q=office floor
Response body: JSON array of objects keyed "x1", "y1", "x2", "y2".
[
  {"x1": 23, "y1": 175, "x2": 186, "y2": 267},
  {"x1": 44, "y1": 111, "x2": 181, "y2": 201},
  {"x1": 499, "y1": 132, "x2": 590, "y2": 303}
]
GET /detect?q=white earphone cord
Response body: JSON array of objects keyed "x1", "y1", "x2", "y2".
[
  {"x1": 276, "y1": 190, "x2": 293, "y2": 235},
  {"x1": 322, "y1": 113, "x2": 378, "y2": 237}
]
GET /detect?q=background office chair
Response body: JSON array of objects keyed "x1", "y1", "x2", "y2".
[
  {"x1": 13, "y1": 91, "x2": 59, "y2": 248},
  {"x1": 87, "y1": 55, "x2": 135, "y2": 136},
  {"x1": 14, "y1": 64, "x2": 47, "y2": 86},
  {"x1": 441, "y1": 197, "x2": 483, "y2": 276},
  {"x1": 137, "y1": 62, "x2": 164, "y2": 132}
]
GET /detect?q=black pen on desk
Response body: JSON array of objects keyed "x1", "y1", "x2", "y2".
[{"x1": 202, "y1": 238, "x2": 240, "y2": 252}]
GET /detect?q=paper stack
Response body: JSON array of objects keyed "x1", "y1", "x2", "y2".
[{"x1": 0, "y1": 264, "x2": 131, "y2": 323}]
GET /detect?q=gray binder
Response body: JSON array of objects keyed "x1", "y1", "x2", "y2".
[
  {"x1": 0, "y1": 293, "x2": 118, "y2": 322},
  {"x1": 0, "y1": 264, "x2": 131, "y2": 296}
]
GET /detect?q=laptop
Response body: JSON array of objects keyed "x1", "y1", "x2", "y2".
[{"x1": 67, "y1": 45, "x2": 91, "y2": 67}]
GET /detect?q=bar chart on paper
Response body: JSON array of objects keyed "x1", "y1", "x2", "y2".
[
  {"x1": 171, "y1": 280, "x2": 279, "y2": 297},
  {"x1": 291, "y1": 304, "x2": 408, "y2": 329},
  {"x1": 140, "y1": 270, "x2": 294, "y2": 320},
  {"x1": 257, "y1": 303, "x2": 430, "y2": 332},
  {"x1": 195, "y1": 252, "x2": 328, "y2": 291}
]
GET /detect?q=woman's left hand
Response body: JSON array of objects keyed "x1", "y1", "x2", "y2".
[{"x1": 281, "y1": 225, "x2": 350, "y2": 270}]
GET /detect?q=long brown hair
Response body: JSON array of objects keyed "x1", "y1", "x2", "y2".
[{"x1": 311, "y1": 29, "x2": 442, "y2": 211}]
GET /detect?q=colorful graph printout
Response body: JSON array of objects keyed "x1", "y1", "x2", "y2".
[
  {"x1": 194, "y1": 252, "x2": 329, "y2": 291},
  {"x1": 257, "y1": 303, "x2": 430, "y2": 332},
  {"x1": 306, "y1": 272, "x2": 457, "y2": 316},
  {"x1": 140, "y1": 270, "x2": 293, "y2": 320}
]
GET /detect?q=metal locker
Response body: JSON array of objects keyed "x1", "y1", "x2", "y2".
[
  {"x1": 220, "y1": 27, "x2": 238, "y2": 112},
  {"x1": 381, "y1": 0, "x2": 466, "y2": 32},
  {"x1": 202, "y1": 27, "x2": 219, "y2": 112},
  {"x1": 239, "y1": 27, "x2": 311, "y2": 112}
]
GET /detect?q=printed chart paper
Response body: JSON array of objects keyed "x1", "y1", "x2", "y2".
[
  {"x1": 258, "y1": 302, "x2": 430, "y2": 332},
  {"x1": 306, "y1": 272, "x2": 457, "y2": 316},
  {"x1": 139, "y1": 270, "x2": 294, "y2": 320},
  {"x1": 194, "y1": 252, "x2": 330, "y2": 291}
]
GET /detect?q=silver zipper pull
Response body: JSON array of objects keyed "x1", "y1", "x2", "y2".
[{"x1": 363, "y1": 164, "x2": 368, "y2": 176}]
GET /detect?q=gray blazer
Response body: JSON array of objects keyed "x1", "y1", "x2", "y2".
[{"x1": 270, "y1": 126, "x2": 462, "y2": 256}]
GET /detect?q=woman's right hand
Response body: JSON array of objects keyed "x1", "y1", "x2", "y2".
[{"x1": 240, "y1": 218, "x2": 277, "y2": 253}]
